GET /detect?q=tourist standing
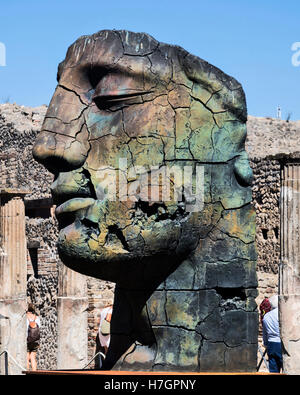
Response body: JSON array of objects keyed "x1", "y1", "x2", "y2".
[
  {"x1": 262, "y1": 295, "x2": 283, "y2": 373},
  {"x1": 26, "y1": 303, "x2": 41, "y2": 371},
  {"x1": 98, "y1": 304, "x2": 113, "y2": 356}
]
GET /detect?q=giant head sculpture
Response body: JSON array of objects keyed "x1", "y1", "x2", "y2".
[{"x1": 33, "y1": 30, "x2": 257, "y2": 372}]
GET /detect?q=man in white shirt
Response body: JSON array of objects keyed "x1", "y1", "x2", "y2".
[
  {"x1": 262, "y1": 295, "x2": 283, "y2": 373},
  {"x1": 98, "y1": 305, "x2": 112, "y2": 353}
]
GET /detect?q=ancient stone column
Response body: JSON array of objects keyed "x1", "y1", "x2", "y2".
[
  {"x1": 280, "y1": 161, "x2": 300, "y2": 374},
  {"x1": 57, "y1": 263, "x2": 88, "y2": 369},
  {"x1": 0, "y1": 189, "x2": 29, "y2": 375}
]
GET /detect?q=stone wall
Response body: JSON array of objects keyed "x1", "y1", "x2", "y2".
[
  {"x1": 0, "y1": 104, "x2": 59, "y2": 370},
  {"x1": 246, "y1": 116, "x2": 300, "y2": 281},
  {"x1": 250, "y1": 158, "x2": 280, "y2": 274},
  {"x1": 250, "y1": 158, "x2": 280, "y2": 303},
  {"x1": 246, "y1": 116, "x2": 300, "y2": 159},
  {"x1": 25, "y1": 216, "x2": 59, "y2": 369},
  {"x1": 0, "y1": 104, "x2": 51, "y2": 199},
  {"x1": 246, "y1": 116, "x2": 300, "y2": 372},
  {"x1": 245, "y1": 115, "x2": 300, "y2": 302},
  {"x1": 0, "y1": 152, "x2": 18, "y2": 189},
  {"x1": 0, "y1": 103, "x2": 116, "y2": 370},
  {"x1": 27, "y1": 274, "x2": 57, "y2": 369}
]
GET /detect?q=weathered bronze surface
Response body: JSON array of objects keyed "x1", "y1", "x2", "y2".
[{"x1": 33, "y1": 30, "x2": 257, "y2": 372}]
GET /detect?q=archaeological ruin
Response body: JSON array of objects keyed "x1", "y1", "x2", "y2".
[{"x1": 0, "y1": 30, "x2": 299, "y2": 375}]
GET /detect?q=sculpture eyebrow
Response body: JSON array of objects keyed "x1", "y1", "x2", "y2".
[{"x1": 89, "y1": 61, "x2": 154, "y2": 89}]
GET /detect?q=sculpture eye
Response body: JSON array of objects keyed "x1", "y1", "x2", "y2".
[
  {"x1": 91, "y1": 72, "x2": 150, "y2": 110},
  {"x1": 93, "y1": 91, "x2": 152, "y2": 111}
]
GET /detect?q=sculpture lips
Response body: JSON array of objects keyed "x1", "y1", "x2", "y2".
[{"x1": 55, "y1": 198, "x2": 96, "y2": 217}]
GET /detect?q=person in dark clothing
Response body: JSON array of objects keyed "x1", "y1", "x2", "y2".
[{"x1": 26, "y1": 303, "x2": 41, "y2": 371}]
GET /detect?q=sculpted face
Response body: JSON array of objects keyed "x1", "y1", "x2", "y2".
[{"x1": 33, "y1": 30, "x2": 253, "y2": 287}]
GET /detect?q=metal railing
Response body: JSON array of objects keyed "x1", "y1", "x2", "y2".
[
  {"x1": 82, "y1": 351, "x2": 106, "y2": 370},
  {"x1": 257, "y1": 345, "x2": 269, "y2": 371},
  {"x1": 0, "y1": 350, "x2": 26, "y2": 375}
]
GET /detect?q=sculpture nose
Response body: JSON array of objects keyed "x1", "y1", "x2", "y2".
[
  {"x1": 33, "y1": 129, "x2": 89, "y2": 174},
  {"x1": 33, "y1": 82, "x2": 90, "y2": 174}
]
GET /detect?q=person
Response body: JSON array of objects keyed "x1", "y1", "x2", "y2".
[
  {"x1": 94, "y1": 312, "x2": 104, "y2": 369},
  {"x1": 98, "y1": 304, "x2": 113, "y2": 357},
  {"x1": 262, "y1": 295, "x2": 283, "y2": 373},
  {"x1": 259, "y1": 297, "x2": 272, "y2": 323},
  {"x1": 26, "y1": 303, "x2": 41, "y2": 371}
]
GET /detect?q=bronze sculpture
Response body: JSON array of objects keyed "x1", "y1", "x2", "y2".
[{"x1": 33, "y1": 30, "x2": 257, "y2": 372}]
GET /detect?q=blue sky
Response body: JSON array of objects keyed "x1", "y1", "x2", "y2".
[{"x1": 0, "y1": 0, "x2": 299, "y2": 119}]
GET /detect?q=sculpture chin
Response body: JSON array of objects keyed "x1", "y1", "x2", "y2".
[
  {"x1": 54, "y1": 193, "x2": 199, "y2": 284},
  {"x1": 56, "y1": 212, "x2": 199, "y2": 287},
  {"x1": 57, "y1": 220, "x2": 136, "y2": 283}
]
